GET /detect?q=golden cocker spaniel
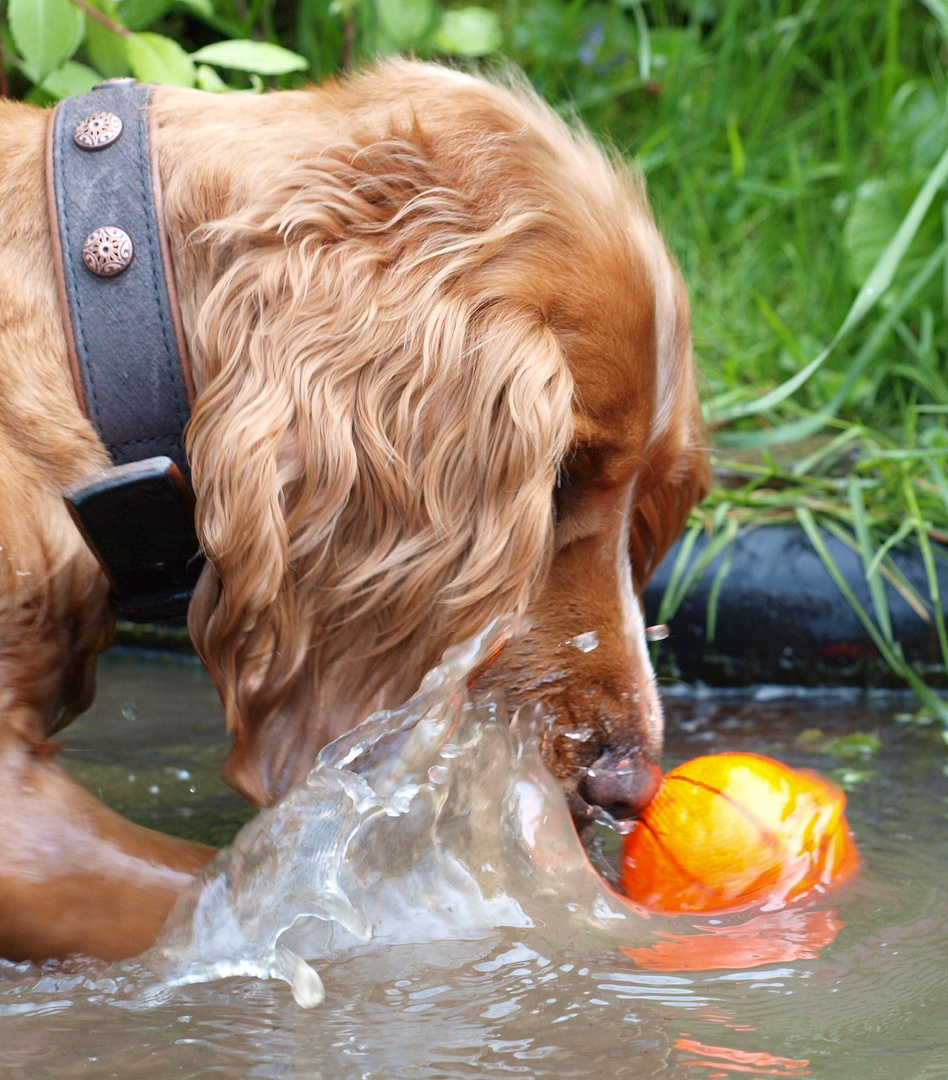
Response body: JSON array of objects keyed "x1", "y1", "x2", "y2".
[{"x1": 0, "y1": 61, "x2": 708, "y2": 962}]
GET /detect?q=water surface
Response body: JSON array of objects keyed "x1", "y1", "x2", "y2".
[{"x1": 1, "y1": 638, "x2": 945, "y2": 1079}]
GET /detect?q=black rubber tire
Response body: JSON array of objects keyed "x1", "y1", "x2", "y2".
[{"x1": 643, "y1": 524, "x2": 948, "y2": 687}]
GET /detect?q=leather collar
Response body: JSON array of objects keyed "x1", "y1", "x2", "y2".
[
  {"x1": 47, "y1": 78, "x2": 194, "y2": 474},
  {"x1": 47, "y1": 80, "x2": 202, "y2": 621}
]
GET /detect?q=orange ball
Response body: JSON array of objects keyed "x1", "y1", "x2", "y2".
[{"x1": 621, "y1": 752, "x2": 859, "y2": 914}]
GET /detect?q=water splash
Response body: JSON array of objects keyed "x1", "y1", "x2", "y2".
[
  {"x1": 146, "y1": 616, "x2": 639, "y2": 1006},
  {"x1": 567, "y1": 631, "x2": 599, "y2": 652}
]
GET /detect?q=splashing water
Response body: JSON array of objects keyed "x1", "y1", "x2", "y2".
[
  {"x1": 567, "y1": 631, "x2": 599, "y2": 652},
  {"x1": 143, "y1": 617, "x2": 640, "y2": 1006}
]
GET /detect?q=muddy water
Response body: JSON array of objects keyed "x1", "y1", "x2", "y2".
[{"x1": 1, "y1": 641, "x2": 946, "y2": 1080}]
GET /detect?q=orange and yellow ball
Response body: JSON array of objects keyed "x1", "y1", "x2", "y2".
[{"x1": 621, "y1": 752, "x2": 859, "y2": 914}]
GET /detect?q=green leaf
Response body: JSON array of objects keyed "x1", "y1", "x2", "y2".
[
  {"x1": 375, "y1": 0, "x2": 434, "y2": 47},
  {"x1": 822, "y1": 733, "x2": 882, "y2": 760},
  {"x1": 195, "y1": 64, "x2": 228, "y2": 93},
  {"x1": 115, "y1": 0, "x2": 174, "y2": 32},
  {"x1": 9, "y1": 0, "x2": 85, "y2": 81},
  {"x1": 431, "y1": 7, "x2": 502, "y2": 56},
  {"x1": 84, "y1": 0, "x2": 131, "y2": 79},
  {"x1": 887, "y1": 81, "x2": 948, "y2": 171},
  {"x1": 175, "y1": 0, "x2": 215, "y2": 17},
  {"x1": 794, "y1": 728, "x2": 825, "y2": 749},
  {"x1": 40, "y1": 60, "x2": 101, "y2": 100},
  {"x1": 919, "y1": 0, "x2": 948, "y2": 44},
  {"x1": 191, "y1": 40, "x2": 308, "y2": 76},
  {"x1": 844, "y1": 176, "x2": 943, "y2": 290},
  {"x1": 126, "y1": 31, "x2": 196, "y2": 86}
]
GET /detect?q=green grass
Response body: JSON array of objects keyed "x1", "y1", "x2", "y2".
[
  {"x1": 4, "y1": 0, "x2": 946, "y2": 712},
  {"x1": 510, "y1": 0, "x2": 948, "y2": 712},
  {"x1": 521, "y1": 0, "x2": 946, "y2": 427}
]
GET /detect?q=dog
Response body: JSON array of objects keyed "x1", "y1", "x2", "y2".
[{"x1": 0, "y1": 61, "x2": 709, "y2": 962}]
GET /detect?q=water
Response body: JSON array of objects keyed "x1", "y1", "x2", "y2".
[{"x1": 1, "y1": 626, "x2": 946, "y2": 1079}]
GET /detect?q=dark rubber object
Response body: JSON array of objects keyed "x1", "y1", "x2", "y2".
[
  {"x1": 118, "y1": 525, "x2": 947, "y2": 687},
  {"x1": 643, "y1": 525, "x2": 948, "y2": 687}
]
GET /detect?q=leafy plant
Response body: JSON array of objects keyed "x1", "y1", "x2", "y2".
[{"x1": 1, "y1": 0, "x2": 502, "y2": 99}]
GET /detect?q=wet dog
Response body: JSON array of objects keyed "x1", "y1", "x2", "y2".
[{"x1": 0, "y1": 61, "x2": 708, "y2": 960}]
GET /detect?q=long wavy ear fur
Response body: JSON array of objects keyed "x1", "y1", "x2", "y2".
[{"x1": 185, "y1": 107, "x2": 574, "y2": 805}]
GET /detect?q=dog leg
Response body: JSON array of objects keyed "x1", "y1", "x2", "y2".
[
  {"x1": 0, "y1": 477, "x2": 215, "y2": 962},
  {"x1": 0, "y1": 620, "x2": 217, "y2": 963},
  {"x1": 0, "y1": 727, "x2": 214, "y2": 962}
]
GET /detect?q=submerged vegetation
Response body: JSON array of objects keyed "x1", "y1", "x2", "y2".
[{"x1": 2, "y1": 0, "x2": 947, "y2": 715}]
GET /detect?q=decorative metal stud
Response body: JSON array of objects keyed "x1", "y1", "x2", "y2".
[
  {"x1": 82, "y1": 226, "x2": 133, "y2": 277},
  {"x1": 73, "y1": 111, "x2": 123, "y2": 150}
]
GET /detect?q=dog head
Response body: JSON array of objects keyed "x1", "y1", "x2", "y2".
[{"x1": 156, "y1": 61, "x2": 709, "y2": 812}]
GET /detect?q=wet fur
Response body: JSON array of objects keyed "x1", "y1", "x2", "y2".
[{"x1": 0, "y1": 61, "x2": 708, "y2": 960}]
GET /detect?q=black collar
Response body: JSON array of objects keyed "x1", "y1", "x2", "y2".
[{"x1": 48, "y1": 79, "x2": 203, "y2": 621}]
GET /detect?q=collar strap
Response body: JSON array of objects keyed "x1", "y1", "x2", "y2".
[
  {"x1": 48, "y1": 80, "x2": 202, "y2": 621},
  {"x1": 47, "y1": 79, "x2": 194, "y2": 477}
]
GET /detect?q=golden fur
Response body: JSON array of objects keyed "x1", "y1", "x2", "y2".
[{"x1": 0, "y1": 61, "x2": 708, "y2": 960}]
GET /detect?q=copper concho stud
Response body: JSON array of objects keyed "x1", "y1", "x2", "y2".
[
  {"x1": 82, "y1": 226, "x2": 133, "y2": 277},
  {"x1": 73, "y1": 111, "x2": 123, "y2": 150}
]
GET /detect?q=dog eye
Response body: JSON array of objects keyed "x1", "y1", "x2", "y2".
[{"x1": 553, "y1": 465, "x2": 572, "y2": 523}]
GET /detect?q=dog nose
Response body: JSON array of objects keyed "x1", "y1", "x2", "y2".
[{"x1": 577, "y1": 750, "x2": 663, "y2": 818}]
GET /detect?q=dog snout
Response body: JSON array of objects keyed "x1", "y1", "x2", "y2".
[{"x1": 577, "y1": 748, "x2": 663, "y2": 818}]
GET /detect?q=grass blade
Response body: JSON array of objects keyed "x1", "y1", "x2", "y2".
[
  {"x1": 797, "y1": 507, "x2": 948, "y2": 724},
  {"x1": 721, "y1": 145, "x2": 948, "y2": 423},
  {"x1": 847, "y1": 479, "x2": 893, "y2": 644}
]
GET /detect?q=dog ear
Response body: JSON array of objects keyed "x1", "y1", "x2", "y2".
[
  {"x1": 629, "y1": 395, "x2": 711, "y2": 592},
  {"x1": 184, "y1": 165, "x2": 574, "y2": 805}
]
